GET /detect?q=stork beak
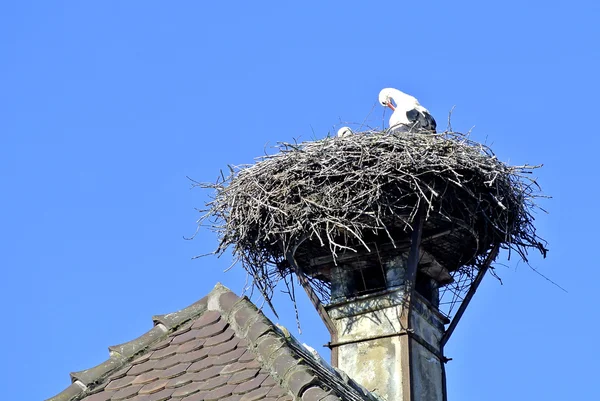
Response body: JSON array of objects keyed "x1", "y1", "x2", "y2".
[{"x1": 386, "y1": 102, "x2": 396, "y2": 111}]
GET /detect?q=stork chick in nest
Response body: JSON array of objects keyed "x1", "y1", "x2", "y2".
[
  {"x1": 336, "y1": 126, "x2": 353, "y2": 137},
  {"x1": 378, "y1": 87, "x2": 437, "y2": 133}
]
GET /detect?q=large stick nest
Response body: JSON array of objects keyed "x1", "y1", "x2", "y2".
[{"x1": 195, "y1": 130, "x2": 547, "y2": 303}]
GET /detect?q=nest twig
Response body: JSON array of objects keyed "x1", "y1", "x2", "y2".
[{"x1": 192, "y1": 130, "x2": 548, "y2": 307}]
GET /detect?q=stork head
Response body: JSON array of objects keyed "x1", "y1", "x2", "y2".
[
  {"x1": 378, "y1": 88, "x2": 396, "y2": 111},
  {"x1": 337, "y1": 126, "x2": 353, "y2": 137}
]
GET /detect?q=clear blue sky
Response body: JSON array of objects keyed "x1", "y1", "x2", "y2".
[{"x1": 1, "y1": 2, "x2": 598, "y2": 400}]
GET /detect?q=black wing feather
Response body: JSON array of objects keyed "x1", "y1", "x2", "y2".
[{"x1": 406, "y1": 109, "x2": 436, "y2": 133}]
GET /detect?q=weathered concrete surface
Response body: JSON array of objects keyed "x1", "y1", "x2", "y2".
[
  {"x1": 326, "y1": 253, "x2": 447, "y2": 401},
  {"x1": 338, "y1": 335, "x2": 407, "y2": 401},
  {"x1": 411, "y1": 340, "x2": 444, "y2": 401}
]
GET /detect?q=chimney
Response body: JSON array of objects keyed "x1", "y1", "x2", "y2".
[
  {"x1": 300, "y1": 214, "x2": 450, "y2": 401},
  {"x1": 328, "y1": 256, "x2": 448, "y2": 401}
]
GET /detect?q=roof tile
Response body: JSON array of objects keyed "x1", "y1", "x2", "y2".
[
  {"x1": 48, "y1": 383, "x2": 86, "y2": 401},
  {"x1": 191, "y1": 310, "x2": 221, "y2": 329},
  {"x1": 171, "y1": 319, "x2": 194, "y2": 334},
  {"x1": 262, "y1": 375, "x2": 277, "y2": 387},
  {"x1": 108, "y1": 324, "x2": 168, "y2": 359},
  {"x1": 221, "y1": 395, "x2": 243, "y2": 401},
  {"x1": 204, "y1": 383, "x2": 237, "y2": 401},
  {"x1": 207, "y1": 335, "x2": 239, "y2": 356},
  {"x1": 218, "y1": 290, "x2": 242, "y2": 312},
  {"x1": 152, "y1": 296, "x2": 208, "y2": 330},
  {"x1": 198, "y1": 373, "x2": 231, "y2": 391},
  {"x1": 232, "y1": 305, "x2": 257, "y2": 331},
  {"x1": 104, "y1": 375, "x2": 135, "y2": 391},
  {"x1": 239, "y1": 386, "x2": 272, "y2": 401},
  {"x1": 195, "y1": 317, "x2": 228, "y2": 338},
  {"x1": 87, "y1": 384, "x2": 111, "y2": 397},
  {"x1": 204, "y1": 328, "x2": 235, "y2": 347},
  {"x1": 130, "y1": 370, "x2": 160, "y2": 386},
  {"x1": 302, "y1": 387, "x2": 331, "y2": 401},
  {"x1": 165, "y1": 371, "x2": 195, "y2": 389},
  {"x1": 152, "y1": 355, "x2": 182, "y2": 370},
  {"x1": 191, "y1": 364, "x2": 222, "y2": 381},
  {"x1": 138, "y1": 379, "x2": 168, "y2": 395},
  {"x1": 175, "y1": 337, "x2": 205, "y2": 354},
  {"x1": 271, "y1": 350, "x2": 299, "y2": 379},
  {"x1": 127, "y1": 360, "x2": 157, "y2": 375},
  {"x1": 220, "y1": 361, "x2": 248, "y2": 375},
  {"x1": 228, "y1": 367, "x2": 260, "y2": 384},
  {"x1": 287, "y1": 368, "x2": 317, "y2": 397},
  {"x1": 214, "y1": 347, "x2": 246, "y2": 366},
  {"x1": 170, "y1": 327, "x2": 198, "y2": 345},
  {"x1": 265, "y1": 385, "x2": 287, "y2": 398},
  {"x1": 81, "y1": 391, "x2": 112, "y2": 401},
  {"x1": 106, "y1": 364, "x2": 131, "y2": 381},
  {"x1": 181, "y1": 347, "x2": 209, "y2": 365},
  {"x1": 149, "y1": 344, "x2": 177, "y2": 360},
  {"x1": 70, "y1": 355, "x2": 127, "y2": 387},
  {"x1": 180, "y1": 390, "x2": 209, "y2": 401},
  {"x1": 233, "y1": 373, "x2": 268, "y2": 395},
  {"x1": 245, "y1": 359, "x2": 261, "y2": 369},
  {"x1": 130, "y1": 353, "x2": 151, "y2": 366},
  {"x1": 149, "y1": 338, "x2": 171, "y2": 351},
  {"x1": 286, "y1": 367, "x2": 318, "y2": 398},
  {"x1": 111, "y1": 384, "x2": 143, "y2": 401},
  {"x1": 253, "y1": 373, "x2": 270, "y2": 388},
  {"x1": 256, "y1": 336, "x2": 285, "y2": 361},
  {"x1": 171, "y1": 380, "x2": 205, "y2": 397},
  {"x1": 141, "y1": 387, "x2": 174, "y2": 401},
  {"x1": 238, "y1": 350, "x2": 256, "y2": 363},
  {"x1": 247, "y1": 320, "x2": 272, "y2": 343},
  {"x1": 161, "y1": 362, "x2": 191, "y2": 379}
]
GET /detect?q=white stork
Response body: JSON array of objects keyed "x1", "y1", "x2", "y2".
[
  {"x1": 378, "y1": 88, "x2": 436, "y2": 133},
  {"x1": 336, "y1": 126, "x2": 353, "y2": 137}
]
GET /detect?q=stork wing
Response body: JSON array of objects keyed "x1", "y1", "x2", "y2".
[{"x1": 406, "y1": 109, "x2": 437, "y2": 133}]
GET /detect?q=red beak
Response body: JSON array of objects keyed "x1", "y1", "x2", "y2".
[{"x1": 386, "y1": 102, "x2": 396, "y2": 111}]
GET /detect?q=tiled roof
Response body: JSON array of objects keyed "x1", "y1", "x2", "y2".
[{"x1": 47, "y1": 283, "x2": 375, "y2": 401}]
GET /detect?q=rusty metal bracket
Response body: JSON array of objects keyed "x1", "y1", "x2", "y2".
[
  {"x1": 440, "y1": 244, "x2": 500, "y2": 347},
  {"x1": 284, "y1": 236, "x2": 338, "y2": 336},
  {"x1": 285, "y1": 235, "x2": 340, "y2": 366}
]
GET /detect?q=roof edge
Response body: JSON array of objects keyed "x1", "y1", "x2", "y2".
[{"x1": 48, "y1": 282, "x2": 374, "y2": 401}]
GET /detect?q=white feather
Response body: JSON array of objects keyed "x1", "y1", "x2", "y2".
[
  {"x1": 337, "y1": 126, "x2": 353, "y2": 137},
  {"x1": 378, "y1": 87, "x2": 435, "y2": 132}
]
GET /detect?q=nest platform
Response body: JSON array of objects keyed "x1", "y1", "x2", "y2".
[{"x1": 196, "y1": 130, "x2": 547, "y2": 307}]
